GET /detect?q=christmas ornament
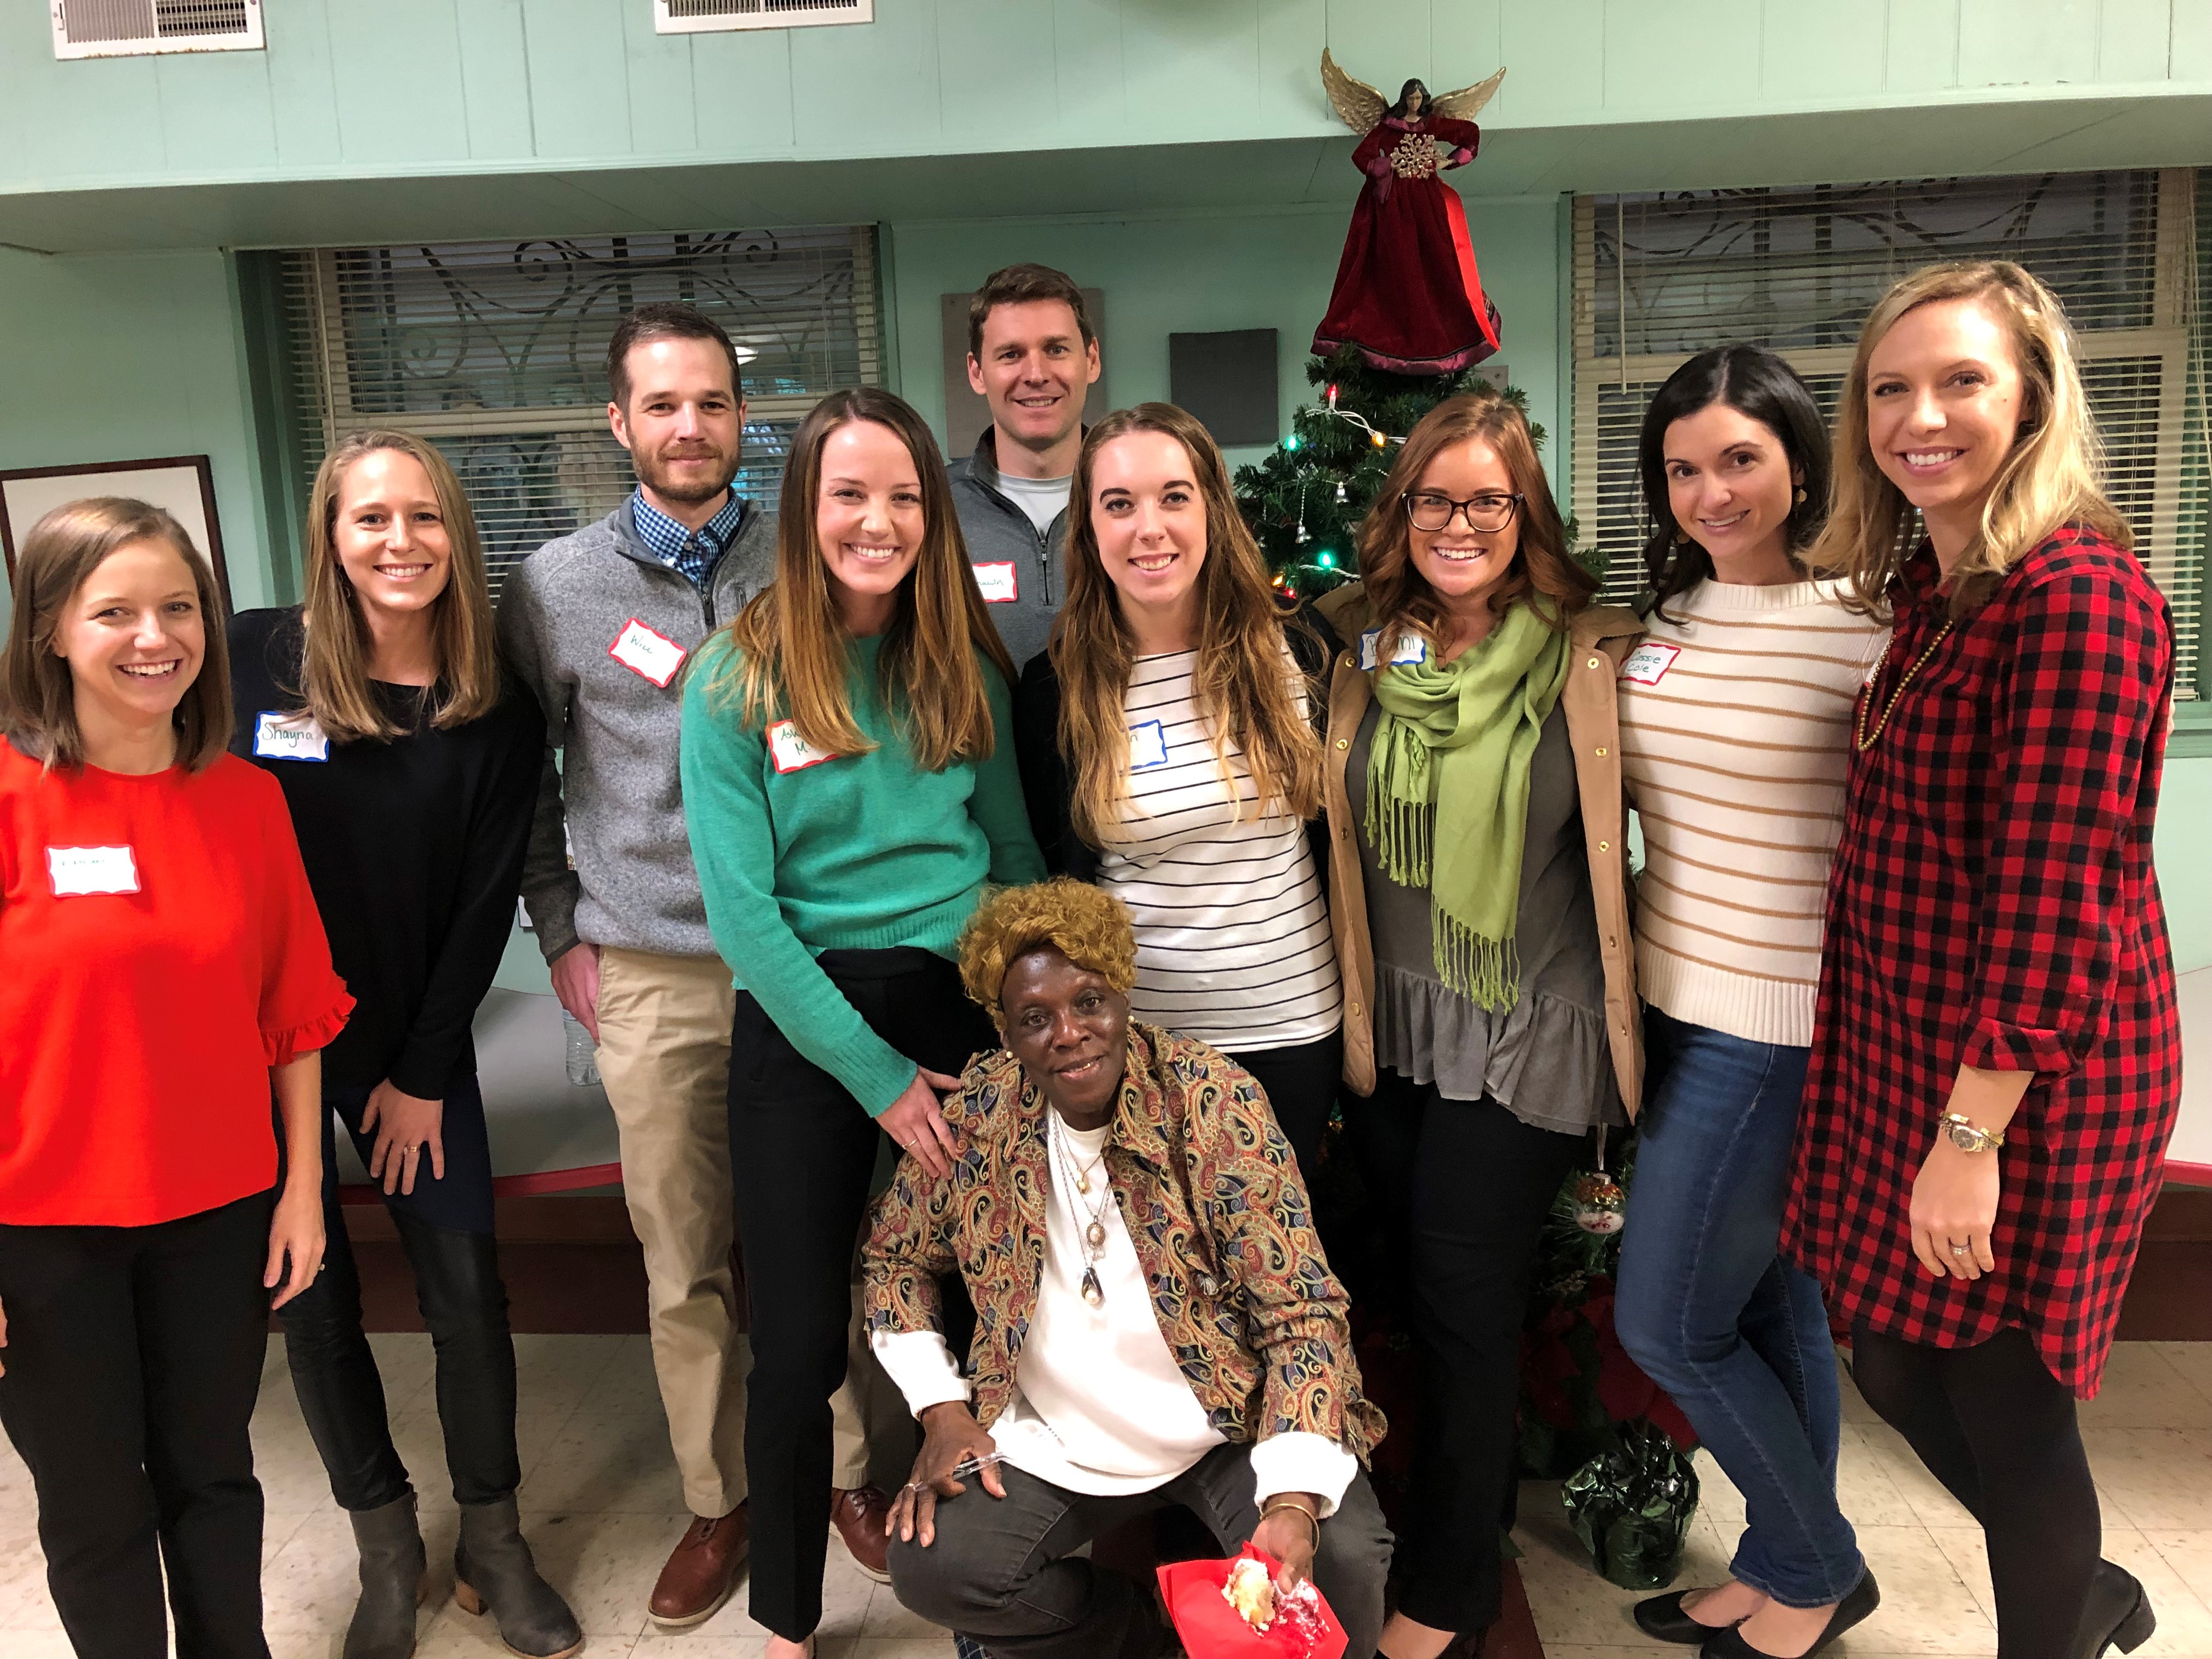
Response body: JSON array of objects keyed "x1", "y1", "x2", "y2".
[{"x1": 1313, "y1": 49, "x2": 1508, "y2": 374}]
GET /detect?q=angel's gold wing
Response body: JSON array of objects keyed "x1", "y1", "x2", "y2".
[
  {"x1": 1320, "y1": 47, "x2": 1388, "y2": 133},
  {"x1": 1430, "y1": 65, "x2": 1506, "y2": 122}
]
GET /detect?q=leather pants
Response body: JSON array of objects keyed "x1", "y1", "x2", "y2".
[{"x1": 277, "y1": 1084, "x2": 521, "y2": 1511}]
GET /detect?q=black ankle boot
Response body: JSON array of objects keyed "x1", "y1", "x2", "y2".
[
  {"x1": 2077, "y1": 1560, "x2": 2156, "y2": 1657},
  {"x1": 454, "y1": 1494, "x2": 584, "y2": 1659},
  {"x1": 345, "y1": 1492, "x2": 427, "y2": 1659}
]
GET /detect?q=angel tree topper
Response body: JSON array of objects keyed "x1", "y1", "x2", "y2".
[{"x1": 1311, "y1": 50, "x2": 1507, "y2": 376}]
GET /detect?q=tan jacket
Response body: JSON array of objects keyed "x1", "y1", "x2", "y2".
[{"x1": 1314, "y1": 582, "x2": 1646, "y2": 1116}]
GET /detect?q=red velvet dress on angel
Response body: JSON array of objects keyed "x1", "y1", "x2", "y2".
[{"x1": 1312, "y1": 115, "x2": 1502, "y2": 375}]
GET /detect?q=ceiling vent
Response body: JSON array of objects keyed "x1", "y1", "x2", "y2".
[
  {"x1": 51, "y1": 0, "x2": 263, "y2": 59},
  {"x1": 653, "y1": 0, "x2": 871, "y2": 35}
]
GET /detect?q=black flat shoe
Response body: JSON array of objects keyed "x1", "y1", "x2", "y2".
[
  {"x1": 1697, "y1": 1571, "x2": 1880, "y2": 1659},
  {"x1": 2079, "y1": 1560, "x2": 2156, "y2": 1657},
  {"x1": 1635, "y1": 1589, "x2": 1743, "y2": 1644}
]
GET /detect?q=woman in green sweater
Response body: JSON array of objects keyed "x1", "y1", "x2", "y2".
[{"x1": 680, "y1": 386, "x2": 1045, "y2": 1657}]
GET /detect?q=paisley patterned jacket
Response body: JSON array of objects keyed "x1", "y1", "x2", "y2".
[{"x1": 862, "y1": 1022, "x2": 1386, "y2": 1462}]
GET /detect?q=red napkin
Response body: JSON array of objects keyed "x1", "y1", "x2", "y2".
[{"x1": 1154, "y1": 1545, "x2": 1348, "y2": 1659}]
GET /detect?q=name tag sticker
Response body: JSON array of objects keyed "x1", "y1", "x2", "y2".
[
  {"x1": 48, "y1": 845, "x2": 139, "y2": 897},
  {"x1": 1128, "y1": 720, "x2": 1170, "y2": 770},
  {"x1": 768, "y1": 720, "x2": 839, "y2": 774},
  {"x1": 253, "y1": 710, "x2": 330, "y2": 762},
  {"x1": 1358, "y1": 629, "x2": 1428, "y2": 670},
  {"x1": 1618, "y1": 642, "x2": 1682, "y2": 686},
  {"x1": 973, "y1": 561, "x2": 1018, "y2": 603},
  {"x1": 608, "y1": 618, "x2": 687, "y2": 687}
]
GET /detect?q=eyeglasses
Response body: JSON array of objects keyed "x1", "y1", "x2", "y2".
[{"x1": 1402, "y1": 490, "x2": 1523, "y2": 533}]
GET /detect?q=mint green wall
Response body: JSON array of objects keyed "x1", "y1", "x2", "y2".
[
  {"x1": 2159, "y1": 759, "x2": 2212, "y2": 974},
  {"x1": 0, "y1": 248, "x2": 274, "y2": 631},
  {"x1": 886, "y1": 194, "x2": 1565, "y2": 478},
  {"x1": 3, "y1": 0, "x2": 2206, "y2": 197}
]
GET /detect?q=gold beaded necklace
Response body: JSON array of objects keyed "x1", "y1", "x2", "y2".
[{"x1": 1855, "y1": 619, "x2": 1955, "y2": 753}]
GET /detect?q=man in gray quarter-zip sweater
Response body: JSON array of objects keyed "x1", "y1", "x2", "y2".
[
  {"x1": 496, "y1": 303, "x2": 893, "y2": 1628},
  {"x1": 949, "y1": 263, "x2": 1100, "y2": 673}
]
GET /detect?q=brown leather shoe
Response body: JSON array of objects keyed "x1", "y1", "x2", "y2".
[
  {"x1": 830, "y1": 1484, "x2": 893, "y2": 1583},
  {"x1": 648, "y1": 1505, "x2": 749, "y2": 1627}
]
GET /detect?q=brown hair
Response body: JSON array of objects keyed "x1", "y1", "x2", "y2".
[
  {"x1": 713, "y1": 387, "x2": 1015, "y2": 769},
  {"x1": 1050, "y1": 403, "x2": 1323, "y2": 848},
  {"x1": 298, "y1": 431, "x2": 501, "y2": 743},
  {"x1": 607, "y1": 301, "x2": 745, "y2": 411},
  {"x1": 1354, "y1": 390, "x2": 1595, "y2": 650},
  {"x1": 967, "y1": 263, "x2": 1094, "y2": 359},
  {"x1": 958, "y1": 877, "x2": 1139, "y2": 1021},
  {"x1": 1810, "y1": 259, "x2": 2129, "y2": 616},
  {"x1": 0, "y1": 497, "x2": 231, "y2": 771}
]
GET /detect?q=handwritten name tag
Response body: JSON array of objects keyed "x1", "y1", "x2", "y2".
[
  {"x1": 972, "y1": 561, "x2": 1018, "y2": 603},
  {"x1": 608, "y1": 618, "x2": 687, "y2": 687},
  {"x1": 253, "y1": 710, "x2": 330, "y2": 761},
  {"x1": 1128, "y1": 720, "x2": 1170, "y2": 770},
  {"x1": 48, "y1": 845, "x2": 140, "y2": 897},
  {"x1": 1358, "y1": 629, "x2": 1429, "y2": 670},
  {"x1": 768, "y1": 720, "x2": 839, "y2": 774},
  {"x1": 1618, "y1": 642, "x2": 1682, "y2": 686}
]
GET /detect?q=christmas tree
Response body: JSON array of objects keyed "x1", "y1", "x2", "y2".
[{"x1": 1233, "y1": 346, "x2": 1555, "y2": 598}]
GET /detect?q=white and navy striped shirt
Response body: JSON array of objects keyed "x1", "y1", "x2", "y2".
[{"x1": 1093, "y1": 651, "x2": 1341, "y2": 1054}]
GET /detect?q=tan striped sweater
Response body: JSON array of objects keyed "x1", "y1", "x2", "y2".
[{"x1": 1617, "y1": 577, "x2": 1891, "y2": 1048}]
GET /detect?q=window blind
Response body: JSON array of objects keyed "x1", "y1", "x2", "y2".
[
  {"x1": 1570, "y1": 170, "x2": 2205, "y2": 699},
  {"x1": 279, "y1": 227, "x2": 882, "y2": 600}
]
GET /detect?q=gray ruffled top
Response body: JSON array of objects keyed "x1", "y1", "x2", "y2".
[{"x1": 1348, "y1": 698, "x2": 1624, "y2": 1137}]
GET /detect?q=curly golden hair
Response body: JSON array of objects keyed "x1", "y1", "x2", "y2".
[{"x1": 958, "y1": 879, "x2": 1139, "y2": 1019}]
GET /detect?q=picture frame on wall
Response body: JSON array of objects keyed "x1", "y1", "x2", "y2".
[{"x1": 0, "y1": 455, "x2": 230, "y2": 611}]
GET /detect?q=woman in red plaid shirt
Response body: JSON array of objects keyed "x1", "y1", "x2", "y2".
[{"x1": 1783, "y1": 261, "x2": 2179, "y2": 1659}]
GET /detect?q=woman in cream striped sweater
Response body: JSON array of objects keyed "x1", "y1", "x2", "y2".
[{"x1": 1613, "y1": 347, "x2": 1889, "y2": 1659}]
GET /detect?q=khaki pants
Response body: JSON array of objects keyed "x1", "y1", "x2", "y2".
[{"x1": 594, "y1": 946, "x2": 876, "y2": 1516}]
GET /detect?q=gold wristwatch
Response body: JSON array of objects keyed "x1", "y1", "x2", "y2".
[{"x1": 1940, "y1": 1114, "x2": 2005, "y2": 1154}]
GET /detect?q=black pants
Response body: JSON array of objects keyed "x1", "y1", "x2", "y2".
[
  {"x1": 891, "y1": 1442, "x2": 1395, "y2": 1659},
  {"x1": 729, "y1": 947, "x2": 1000, "y2": 1641},
  {"x1": 276, "y1": 1075, "x2": 519, "y2": 1510},
  {"x1": 1849, "y1": 1324, "x2": 2099, "y2": 1659},
  {"x1": 1346, "y1": 1072, "x2": 1584, "y2": 1635},
  {"x1": 1227, "y1": 1029, "x2": 1341, "y2": 1178},
  {"x1": 0, "y1": 1190, "x2": 275, "y2": 1659}
]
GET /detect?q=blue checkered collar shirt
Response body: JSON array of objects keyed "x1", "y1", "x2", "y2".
[{"x1": 630, "y1": 487, "x2": 747, "y2": 589}]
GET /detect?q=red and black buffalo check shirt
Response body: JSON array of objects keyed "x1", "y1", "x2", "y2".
[{"x1": 1783, "y1": 527, "x2": 2181, "y2": 1398}]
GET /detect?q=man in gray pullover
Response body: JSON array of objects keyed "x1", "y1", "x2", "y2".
[
  {"x1": 948, "y1": 263, "x2": 1099, "y2": 673},
  {"x1": 497, "y1": 303, "x2": 889, "y2": 1627}
]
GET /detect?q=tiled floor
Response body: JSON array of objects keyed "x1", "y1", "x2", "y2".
[{"x1": 4, "y1": 1337, "x2": 2212, "y2": 1657}]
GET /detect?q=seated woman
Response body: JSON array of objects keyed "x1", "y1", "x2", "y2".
[{"x1": 862, "y1": 878, "x2": 1392, "y2": 1659}]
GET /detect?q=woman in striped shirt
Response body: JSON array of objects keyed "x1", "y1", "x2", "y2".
[
  {"x1": 1613, "y1": 346, "x2": 1888, "y2": 1659},
  {"x1": 1012, "y1": 402, "x2": 1342, "y2": 1171}
]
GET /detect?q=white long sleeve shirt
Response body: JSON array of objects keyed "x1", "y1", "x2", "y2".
[{"x1": 872, "y1": 1118, "x2": 1357, "y2": 1512}]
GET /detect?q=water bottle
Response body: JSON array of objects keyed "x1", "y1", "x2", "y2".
[{"x1": 562, "y1": 1009, "x2": 601, "y2": 1087}]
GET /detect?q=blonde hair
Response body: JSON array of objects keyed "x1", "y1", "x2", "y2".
[
  {"x1": 0, "y1": 498, "x2": 231, "y2": 772},
  {"x1": 1050, "y1": 403, "x2": 1323, "y2": 849},
  {"x1": 1354, "y1": 390, "x2": 1594, "y2": 653},
  {"x1": 1813, "y1": 259, "x2": 2130, "y2": 615},
  {"x1": 959, "y1": 878, "x2": 1138, "y2": 1019},
  {"x1": 716, "y1": 388, "x2": 1014, "y2": 770},
  {"x1": 300, "y1": 431, "x2": 501, "y2": 741}
]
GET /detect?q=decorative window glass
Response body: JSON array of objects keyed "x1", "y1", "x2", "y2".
[
  {"x1": 1570, "y1": 170, "x2": 2206, "y2": 699},
  {"x1": 280, "y1": 228, "x2": 882, "y2": 599}
]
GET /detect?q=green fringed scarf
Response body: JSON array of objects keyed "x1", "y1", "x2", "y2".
[{"x1": 1363, "y1": 606, "x2": 1572, "y2": 1010}]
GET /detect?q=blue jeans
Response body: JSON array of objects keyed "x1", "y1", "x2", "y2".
[{"x1": 1615, "y1": 1008, "x2": 1864, "y2": 1607}]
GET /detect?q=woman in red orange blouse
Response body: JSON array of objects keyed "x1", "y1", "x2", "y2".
[
  {"x1": 0, "y1": 499, "x2": 353, "y2": 1659},
  {"x1": 1784, "y1": 264, "x2": 2179, "y2": 1659}
]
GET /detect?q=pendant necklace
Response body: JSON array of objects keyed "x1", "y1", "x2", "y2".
[{"x1": 1048, "y1": 1113, "x2": 1115, "y2": 1308}]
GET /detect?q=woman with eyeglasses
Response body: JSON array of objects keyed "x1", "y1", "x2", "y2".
[{"x1": 1311, "y1": 390, "x2": 1644, "y2": 1659}]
